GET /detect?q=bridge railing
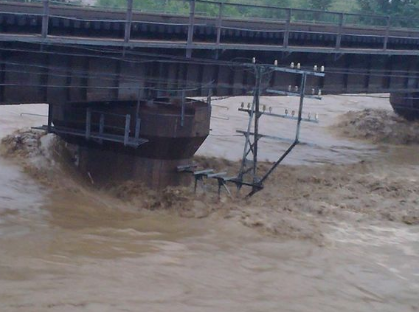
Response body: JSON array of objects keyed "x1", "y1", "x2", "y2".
[
  {"x1": 6, "y1": 0, "x2": 419, "y2": 29},
  {"x1": 184, "y1": 0, "x2": 419, "y2": 53},
  {"x1": 2, "y1": 0, "x2": 419, "y2": 53}
]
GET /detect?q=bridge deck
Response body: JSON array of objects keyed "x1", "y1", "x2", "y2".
[{"x1": 2, "y1": 33, "x2": 419, "y2": 56}]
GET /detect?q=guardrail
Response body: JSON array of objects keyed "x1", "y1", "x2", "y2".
[{"x1": 1, "y1": 0, "x2": 419, "y2": 55}]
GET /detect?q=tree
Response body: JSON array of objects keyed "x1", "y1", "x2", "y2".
[
  {"x1": 357, "y1": 0, "x2": 419, "y2": 27},
  {"x1": 357, "y1": 0, "x2": 419, "y2": 17},
  {"x1": 307, "y1": 0, "x2": 333, "y2": 11}
]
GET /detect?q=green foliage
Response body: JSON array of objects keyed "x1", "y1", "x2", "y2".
[
  {"x1": 93, "y1": 0, "x2": 419, "y2": 27},
  {"x1": 356, "y1": 0, "x2": 419, "y2": 27},
  {"x1": 307, "y1": 0, "x2": 334, "y2": 11},
  {"x1": 357, "y1": 0, "x2": 419, "y2": 16}
]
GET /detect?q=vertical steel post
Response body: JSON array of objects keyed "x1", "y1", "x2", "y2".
[
  {"x1": 124, "y1": 0, "x2": 134, "y2": 43},
  {"x1": 335, "y1": 13, "x2": 344, "y2": 50},
  {"x1": 47, "y1": 103, "x2": 53, "y2": 133},
  {"x1": 383, "y1": 16, "x2": 390, "y2": 51},
  {"x1": 252, "y1": 66, "x2": 262, "y2": 187},
  {"x1": 41, "y1": 0, "x2": 50, "y2": 38},
  {"x1": 186, "y1": 0, "x2": 196, "y2": 58},
  {"x1": 216, "y1": 2, "x2": 223, "y2": 47},
  {"x1": 238, "y1": 66, "x2": 259, "y2": 183},
  {"x1": 85, "y1": 108, "x2": 91, "y2": 140},
  {"x1": 283, "y1": 8, "x2": 291, "y2": 48},
  {"x1": 124, "y1": 114, "x2": 131, "y2": 146},
  {"x1": 295, "y1": 73, "x2": 307, "y2": 142}
]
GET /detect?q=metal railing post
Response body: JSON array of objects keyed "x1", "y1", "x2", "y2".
[
  {"x1": 283, "y1": 8, "x2": 291, "y2": 48},
  {"x1": 216, "y1": 2, "x2": 223, "y2": 47},
  {"x1": 335, "y1": 13, "x2": 344, "y2": 50},
  {"x1": 124, "y1": 0, "x2": 134, "y2": 43},
  {"x1": 186, "y1": 0, "x2": 196, "y2": 58},
  {"x1": 41, "y1": 0, "x2": 50, "y2": 38},
  {"x1": 383, "y1": 16, "x2": 390, "y2": 51}
]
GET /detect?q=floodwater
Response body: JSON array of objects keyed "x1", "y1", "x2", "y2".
[
  {"x1": 0, "y1": 98, "x2": 419, "y2": 312},
  {"x1": 199, "y1": 94, "x2": 395, "y2": 164}
]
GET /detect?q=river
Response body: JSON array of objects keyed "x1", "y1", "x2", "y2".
[{"x1": 0, "y1": 97, "x2": 418, "y2": 311}]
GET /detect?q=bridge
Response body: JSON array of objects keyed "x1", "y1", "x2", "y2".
[
  {"x1": 1, "y1": 0, "x2": 419, "y2": 96},
  {"x1": 0, "y1": 0, "x2": 418, "y2": 188}
]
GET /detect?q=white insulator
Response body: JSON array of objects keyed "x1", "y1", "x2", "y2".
[
  {"x1": 274, "y1": 60, "x2": 278, "y2": 66},
  {"x1": 247, "y1": 103, "x2": 251, "y2": 109},
  {"x1": 288, "y1": 85, "x2": 292, "y2": 92},
  {"x1": 320, "y1": 65, "x2": 325, "y2": 72},
  {"x1": 285, "y1": 109, "x2": 288, "y2": 116},
  {"x1": 315, "y1": 113, "x2": 319, "y2": 120},
  {"x1": 294, "y1": 86, "x2": 299, "y2": 92},
  {"x1": 241, "y1": 102, "x2": 244, "y2": 108},
  {"x1": 290, "y1": 62, "x2": 295, "y2": 68},
  {"x1": 313, "y1": 65, "x2": 318, "y2": 71},
  {"x1": 252, "y1": 57, "x2": 256, "y2": 64},
  {"x1": 291, "y1": 110, "x2": 295, "y2": 116},
  {"x1": 297, "y1": 63, "x2": 301, "y2": 69},
  {"x1": 318, "y1": 89, "x2": 322, "y2": 96},
  {"x1": 312, "y1": 88, "x2": 315, "y2": 95}
]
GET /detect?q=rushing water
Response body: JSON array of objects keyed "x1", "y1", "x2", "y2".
[{"x1": 0, "y1": 99, "x2": 418, "y2": 312}]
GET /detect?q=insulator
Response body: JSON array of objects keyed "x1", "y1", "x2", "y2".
[
  {"x1": 313, "y1": 65, "x2": 318, "y2": 71},
  {"x1": 274, "y1": 60, "x2": 278, "y2": 66},
  {"x1": 269, "y1": 107, "x2": 272, "y2": 113},
  {"x1": 297, "y1": 63, "x2": 301, "y2": 69},
  {"x1": 263, "y1": 105, "x2": 266, "y2": 112},
  {"x1": 290, "y1": 62, "x2": 295, "y2": 68},
  {"x1": 311, "y1": 88, "x2": 315, "y2": 95},
  {"x1": 315, "y1": 113, "x2": 319, "y2": 120},
  {"x1": 247, "y1": 103, "x2": 251, "y2": 109},
  {"x1": 241, "y1": 102, "x2": 244, "y2": 108},
  {"x1": 318, "y1": 89, "x2": 322, "y2": 96},
  {"x1": 294, "y1": 86, "x2": 299, "y2": 92},
  {"x1": 252, "y1": 57, "x2": 256, "y2": 64},
  {"x1": 288, "y1": 85, "x2": 292, "y2": 92},
  {"x1": 291, "y1": 110, "x2": 295, "y2": 116},
  {"x1": 285, "y1": 109, "x2": 288, "y2": 116},
  {"x1": 320, "y1": 65, "x2": 325, "y2": 72}
]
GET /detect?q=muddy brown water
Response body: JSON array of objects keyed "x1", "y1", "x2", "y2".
[{"x1": 0, "y1": 98, "x2": 419, "y2": 312}]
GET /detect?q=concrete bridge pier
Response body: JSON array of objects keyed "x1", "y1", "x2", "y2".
[
  {"x1": 76, "y1": 147, "x2": 193, "y2": 189},
  {"x1": 390, "y1": 92, "x2": 419, "y2": 120},
  {"x1": 50, "y1": 98, "x2": 211, "y2": 188}
]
